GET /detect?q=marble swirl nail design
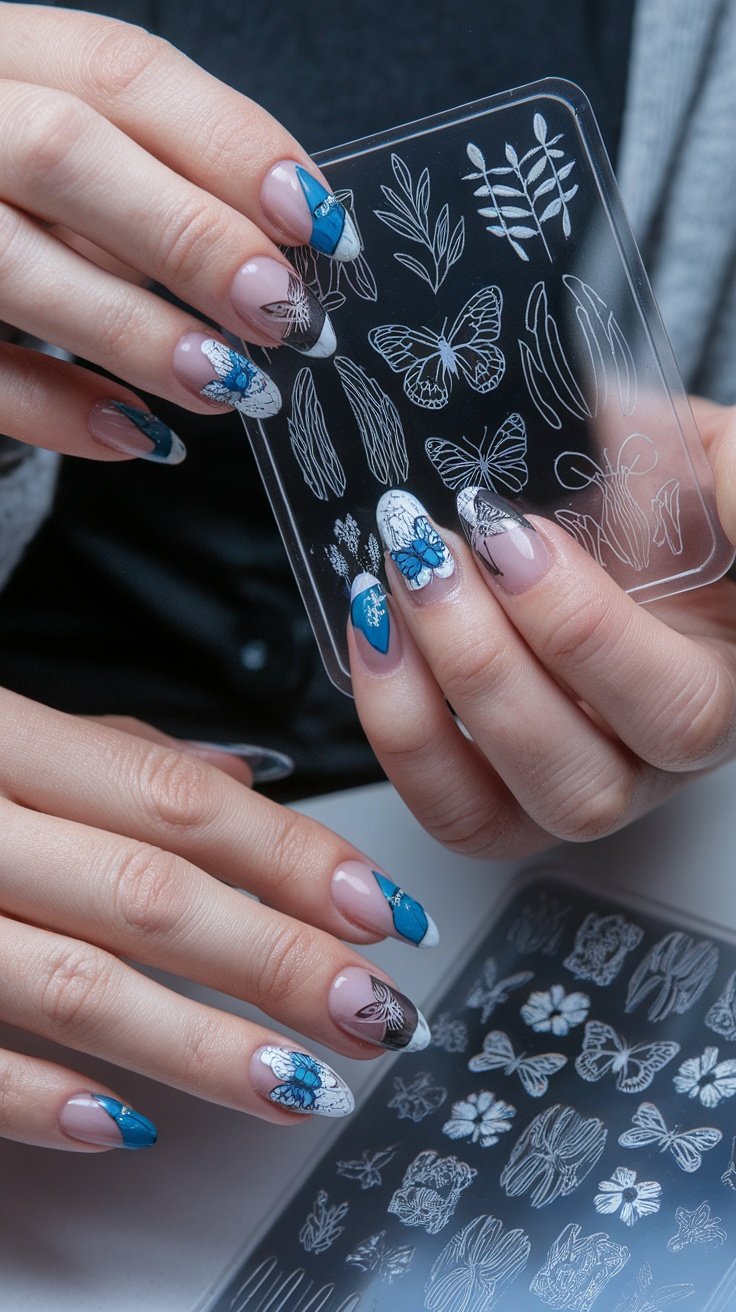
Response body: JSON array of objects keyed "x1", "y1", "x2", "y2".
[
  {"x1": 329, "y1": 967, "x2": 431, "y2": 1053},
  {"x1": 252, "y1": 1046, "x2": 354, "y2": 1117},
  {"x1": 377, "y1": 489, "x2": 455, "y2": 591}
]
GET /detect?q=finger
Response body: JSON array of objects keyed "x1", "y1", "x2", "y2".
[
  {"x1": 0, "y1": 796, "x2": 431, "y2": 1059},
  {"x1": 0, "y1": 913, "x2": 356, "y2": 1123},
  {"x1": 691, "y1": 397, "x2": 736, "y2": 547},
  {"x1": 0, "y1": 1048, "x2": 157, "y2": 1151},
  {"x1": 457, "y1": 487, "x2": 736, "y2": 773},
  {"x1": 0, "y1": 205, "x2": 285, "y2": 423},
  {"x1": 0, "y1": 690, "x2": 439, "y2": 950},
  {"x1": 85, "y1": 715, "x2": 254, "y2": 786},
  {"x1": 0, "y1": 7, "x2": 360, "y2": 259},
  {"x1": 375, "y1": 491, "x2": 657, "y2": 845},
  {"x1": 347, "y1": 573, "x2": 552, "y2": 858}
]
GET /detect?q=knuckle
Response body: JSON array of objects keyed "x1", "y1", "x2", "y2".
[
  {"x1": 136, "y1": 744, "x2": 217, "y2": 834},
  {"x1": 90, "y1": 284, "x2": 141, "y2": 359},
  {"x1": 439, "y1": 636, "x2": 522, "y2": 708},
  {"x1": 261, "y1": 809, "x2": 311, "y2": 900},
  {"x1": 38, "y1": 941, "x2": 116, "y2": 1040},
  {"x1": 111, "y1": 842, "x2": 187, "y2": 941},
  {"x1": 82, "y1": 24, "x2": 171, "y2": 102},
  {"x1": 257, "y1": 920, "x2": 319, "y2": 1008},
  {"x1": 541, "y1": 591, "x2": 617, "y2": 670},
  {"x1": 551, "y1": 774, "x2": 634, "y2": 842},
  {"x1": 154, "y1": 195, "x2": 228, "y2": 287},
  {"x1": 0, "y1": 1056, "x2": 21, "y2": 1136},
  {"x1": 10, "y1": 89, "x2": 92, "y2": 188},
  {"x1": 656, "y1": 665, "x2": 735, "y2": 768},
  {"x1": 0, "y1": 203, "x2": 32, "y2": 289},
  {"x1": 178, "y1": 1011, "x2": 219, "y2": 1086}
]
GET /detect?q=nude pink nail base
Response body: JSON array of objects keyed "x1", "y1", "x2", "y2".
[
  {"x1": 457, "y1": 486, "x2": 550, "y2": 593},
  {"x1": 230, "y1": 257, "x2": 335, "y2": 357},
  {"x1": 89, "y1": 402, "x2": 186, "y2": 463},
  {"x1": 329, "y1": 967, "x2": 430, "y2": 1052},
  {"x1": 59, "y1": 1092, "x2": 158, "y2": 1149},
  {"x1": 331, "y1": 859, "x2": 439, "y2": 948},
  {"x1": 251, "y1": 1046, "x2": 354, "y2": 1117},
  {"x1": 261, "y1": 160, "x2": 360, "y2": 261}
]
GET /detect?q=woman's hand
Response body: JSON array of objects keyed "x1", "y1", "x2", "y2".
[
  {"x1": 0, "y1": 3, "x2": 355, "y2": 462},
  {"x1": 0, "y1": 688, "x2": 437, "y2": 1151},
  {"x1": 349, "y1": 398, "x2": 736, "y2": 859}
]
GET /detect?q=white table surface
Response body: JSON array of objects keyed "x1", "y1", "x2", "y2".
[{"x1": 2, "y1": 766, "x2": 735, "y2": 1312}]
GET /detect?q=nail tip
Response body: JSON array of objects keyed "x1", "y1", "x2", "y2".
[
  {"x1": 332, "y1": 219, "x2": 362, "y2": 262},
  {"x1": 405, "y1": 1012, "x2": 432, "y2": 1053},
  {"x1": 298, "y1": 317, "x2": 337, "y2": 358},
  {"x1": 418, "y1": 916, "x2": 440, "y2": 949}
]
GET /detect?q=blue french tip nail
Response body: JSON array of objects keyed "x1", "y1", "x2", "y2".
[{"x1": 92, "y1": 1095, "x2": 158, "y2": 1149}]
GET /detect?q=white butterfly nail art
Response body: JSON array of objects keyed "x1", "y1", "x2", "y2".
[{"x1": 368, "y1": 286, "x2": 504, "y2": 410}]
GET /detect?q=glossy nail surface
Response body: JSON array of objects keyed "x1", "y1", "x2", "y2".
[
  {"x1": 261, "y1": 161, "x2": 360, "y2": 261},
  {"x1": 59, "y1": 1093, "x2": 158, "y2": 1149},
  {"x1": 329, "y1": 967, "x2": 430, "y2": 1052},
  {"x1": 349, "y1": 572, "x2": 403, "y2": 673},
  {"x1": 377, "y1": 489, "x2": 455, "y2": 596},
  {"x1": 89, "y1": 402, "x2": 185, "y2": 463},
  {"x1": 230, "y1": 257, "x2": 335, "y2": 357},
  {"x1": 183, "y1": 741, "x2": 295, "y2": 784},
  {"x1": 332, "y1": 860, "x2": 439, "y2": 948},
  {"x1": 251, "y1": 1046, "x2": 354, "y2": 1117},
  {"x1": 173, "y1": 334, "x2": 281, "y2": 417},
  {"x1": 457, "y1": 487, "x2": 549, "y2": 592}
]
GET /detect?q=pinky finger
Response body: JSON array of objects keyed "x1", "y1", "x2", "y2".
[
  {"x1": 0, "y1": 341, "x2": 186, "y2": 465},
  {"x1": 0, "y1": 1048, "x2": 157, "y2": 1152}
]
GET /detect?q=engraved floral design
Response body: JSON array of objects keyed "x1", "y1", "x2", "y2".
[
  {"x1": 431, "y1": 1011, "x2": 469, "y2": 1053},
  {"x1": 442, "y1": 1091, "x2": 516, "y2": 1149},
  {"x1": 521, "y1": 983, "x2": 590, "y2": 1035},
  {"x1": 388, "y1": 1071, "x2": 447, "y2": 1122},
  {"x1": 388, "y1": 1149, "x2": 476, "y2": 1235},
  {"x1": 424, "y1": 1214, "x2": 530, "y2": 1312},
  {"x1": 594, "y1": 1167, "x2": 662, "y2": 1226},
  {"x1": 673, "y1": 1046, "x2": 736, "y2": 1108},
  {"x1": 666, "y1": 1201, "x2": 726, "y2": 1252},
  {"x1": 298, "y1": 1190, "x2": 349, "y2": 1255}
]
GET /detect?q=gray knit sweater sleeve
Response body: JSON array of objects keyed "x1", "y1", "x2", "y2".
[{"x1": 0, "y1": 444, "x2": 60, "y2": 591}]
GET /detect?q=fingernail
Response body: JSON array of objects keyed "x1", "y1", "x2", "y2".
[
  {"x1": 183, "y1": 741, "x2": 295, "y2": 784},
  {"x1": 328, "y1": 967, "x2": 430, "y2": 1053},
  {"x1": 59, "y1": 1092, "x2": 158, "y2": 1150},
  {"x1": 261, "y1": 161, "x2": 361, "y2": 261},
  {"x1": 230, "y1": 257, "x2": 335, "y2": 358},
  {"x1": 457, "y1": 487, "x2": 550, "y2": 593},
  {"x1": 251, "y1": 1045, "x2": 354, "y2": 1117},
  {"x1": 89, "y1": 402, "x2": 185, "y2": 463},
  {"x1": 331, "y1": 860, "x2": 439, "y2": 948},
  {"x1": 377, "y1": 489, "x2": 456, "y2": 599},
  {"x1": 349, "y1": 572, "x2": 403, "y2": 673},
  {"x1": 173, "y1": 334, "x2": 281, "y2": 418}
]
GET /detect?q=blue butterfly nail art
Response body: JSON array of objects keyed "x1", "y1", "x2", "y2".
[
  {"x1": 377, "y1": 490, "x2": 455, "y2": 591},
  {"x1": 372, "y1": 871, "x2": 436, "y2": 947},
  {"x1": 295, "y1": 166, "x2": 360, "y2": 260},
  {"x1": 350, "y1": 574, "x2": 390, "y2": 654},
  {"x1": 91, "y1": 1095, "x2": 158, "y2": 1149},
  {"x1": 260, "y1": 1047, "x2": 354, "y2": 1117},
  {"x1": 200, "y1": 341, "x2": 281, "y2": 418}
]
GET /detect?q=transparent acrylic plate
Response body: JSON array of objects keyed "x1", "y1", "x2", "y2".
[
  {"x1": 206, "y1": 869, "x2": 736, "y2": 1311},
  {"x1": 241, "y1": 79, "x2": 734, "y2": 696}
]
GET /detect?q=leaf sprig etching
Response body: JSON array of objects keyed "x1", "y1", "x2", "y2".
[
  {"x1": 464, "y1": 113, "x2": 577, "y2": 262},
  {"x1": 374, "y1": 152, "x2": 465, "y2": 292},
  {"x1": 298, "y1": 1190, "x2": 349, "y2": 1255},
  {"x1": 325, "y1": 513, "x2": 382, "y2": 587}
]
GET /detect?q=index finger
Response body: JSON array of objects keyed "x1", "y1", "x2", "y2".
[{"x1": 0, "y1": 4, "x2": 360, "y2": 258}]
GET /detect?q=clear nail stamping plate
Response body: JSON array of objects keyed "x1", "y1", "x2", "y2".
[
  {"x1": 206, "y1": 871, "x2": 736, "y2": 1311},
  {"x1": 240, "y1": 80, "x2": 734, "y2": 695}
]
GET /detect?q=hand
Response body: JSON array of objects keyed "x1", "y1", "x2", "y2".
[
  {"x1": 0, "y1": 689, "x2": 436, "y2": 1151},
  {"x1": 0, "y1": 3, "x2": 356, "y2": 463},
  {"x1": 349, "y1": 398, "x2": 736, "y2": 858}
]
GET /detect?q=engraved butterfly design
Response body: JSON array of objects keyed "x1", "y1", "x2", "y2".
[
  {"x1": 425, "y1": 413, "x2": 529, "y2": 494},
  {"x1": 468, "y1": 1029, "x2": 567, "y2": 1098},
  {"x1": 466, "y1": 957, "x2": 534, "y2": 1025},
  {"x1": 618, "y1": 1101, "x2": 722, "y2": 1173},
  {"x1": 575, "y1": 1021, "x2": 681, "y2": 1094}
]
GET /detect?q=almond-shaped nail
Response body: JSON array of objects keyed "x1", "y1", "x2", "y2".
[
  {"x1": 331, "y1": 860, "x2": 439, "y2": 948},
  {"x1": 349, "y1": 572, "x2": 403, "y2": 673},
  {"x1": 230, "y1": 257, "x2": 335, "y2": 357},
  {"x1": 261, "y1": 161, "x2": 361, "y2": 261},
  {"x1": 329, "y1": 967, "x2": 430, "y2": 1052},
  {"x1": 89, "y1": 402, "x2": 185, "y2": 463},
  {"x1": 59, "y1": 1093, "x2": 158, "y2": 1149},
  {"x1": 183, "y1": 741, "x2": 295, "y2": 784},
  {"x1": 251, "y1": 1046, "x2": 354, "y2": 1117},
  {"x1": 457, "y1": 487, "x2": 549, "y2": 593},
  {"x1": 377, "y1": 489, "x2": 455, "y2": 597},
  {"x1": 173, "y1": 334, "x2": 281, "y2": 418}
]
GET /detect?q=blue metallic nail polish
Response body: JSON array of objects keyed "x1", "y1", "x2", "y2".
[
  {"x1": 92, "y1": 1095, "x2": 158, "y2": 1149},
  {"x1": 372, "y1": 871, "x2": 439, "y2": 948},
  {"x1": 295, "y1": 166, "x2": 360, "y2": 260},
  {"x1": 350, "y1": 573, "x2": 390, "y2": 654}
]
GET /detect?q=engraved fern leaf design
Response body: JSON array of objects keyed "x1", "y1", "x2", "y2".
[
  {"x1": 464, "y1": 113, "x2": 577, "y2": 262},
  {"x1": 374, "y1": 152, "x2": 465, "y2": 292}
]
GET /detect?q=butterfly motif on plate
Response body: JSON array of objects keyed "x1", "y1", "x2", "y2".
[
  {"x1": 465, "y1": 956, "x2": 534, "y2": 1025},
  {"x1": 346, "y1": 1230, "x2": 415, "y2": 1283},
  {"x1": 200, "y1": 340, "x2": 281, "y2": 417},
  {"x1": 368, "y1": 285, "x2": 505, "y2": 409},
  {"x1": 618, "y1": 1101, "x2": 722, "y2": 1173},
  {"x1": 336, "y1": 1145, "x2": 397, "y2": 1190},
  {"x1": 575, "y1": 1021, "x2": 680, "y2": 1094},
  {"x1": 262, "y1": 1048, "x2": 354, "y2": 1116},
  {"x1": 425, "y1": 413, "x2": 529, "y2": 494},
  {"x1": 468, "y1": 1029, "x2": 567, "y2": 1098}
]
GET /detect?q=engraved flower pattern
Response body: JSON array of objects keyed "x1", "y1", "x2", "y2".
[
  {"x1": 521, "y1": 984, "x2": 590, "y2": 1035},
  {"x1": 673, "y1": 1045, "x2": 736, "y2": 1108},
  {"x1": 442, "y1": 1090, "x2": 516, "y2": 1148},
  {"x1": 594, "y1": 1166, "x2": 661, "y2": 1226}
]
